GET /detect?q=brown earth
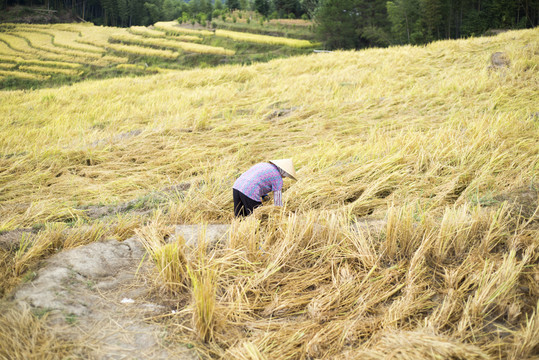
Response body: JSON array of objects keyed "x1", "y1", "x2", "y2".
[
  {"x1": 13, "y1": 234, "x2": 200, "y2": 359},
  {"x1": 493, "y1": 186, "x2": 538, "y2": 220}
]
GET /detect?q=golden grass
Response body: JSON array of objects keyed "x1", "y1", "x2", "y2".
[
  {"x1": 116, "y1": 63, "x2": 146, "y2": 71},
  {"x1": 110, "y1": 34, "x2": 234, "y2": 55},
  {"x1": 0, "y1": 31, "x2": 97, "y2": 64},
  {"x1": 75, "y1": 25, "x2": 130, "y2": 48},
  {"x1": 153, "y1": 21, "x2": 316, "y2": 47},
  {"x1": 49, "y1": 29, "x2": 106, "y2": 54},
  {"x1": 15, "y1": 59, "x2": 82, "y2": 68},
  {"x1": 0, "y1": 54, "x2": 23, "y2": 62},
  {"x1": 137, "y1": 213, "x2": 189, "y2": 294},
  {"x1": 18, "y1": 65, "x2": 81, "y2": 76},
  {"x1": 0, "y1": 40, "x2": 22, "y2": 57},
  {"x1": 90, "y1": 54, "x2": 128, "y2": 66},
  {"x1": 13, "y1": 223, "x2": 66, "y2": 276},
  {"x1": 269, "y1": 19, "x2": 313, "y2": 27},
  {"x1": 0, "y1": 32, "x2": 36, "y2": 54},
  {"x1": 215, "y1": 29, "x2": 316, "y2": 47},
  {"x1": 173, "y1": 41, "x2": 235, "y2": 55},
  {"x1": 169, "y1": 34, "x2": 203, "y2": 42},
  {"x1": 116, "y1": 64, "x2": 173, "y2": 74},
  {"x1": 0, "y1": 28, "x2": 538, "y2": 359},
  {"x1": 161, "y1": 206, "x2": 537, "y2": 358},
  {"x1": 187, "y1": 254, "x2": 217, "y2": 343},
  {"x1": 0, "y1": 63, "x2": 16, "y2": 70},
  {"x1": 0, "y1": 28, "x2": 536, "y2": 220},
  {"x1": 154, "y1": 21, "x2": 215, "y2": 36},
  {"x1": 0, "y1": 303, "x2": 81, "y2": 359},
  {"x1": 105, "y1": 42, "x2": 180, "y2": 59},
  {"x1": 0, "y1": 69, "x2": 49, "y2": 80},
  {"x1": 11, "y1": 31, "x2": 102, "y2": 59},
  {"x1": 0, "y1": 21, "x2": 309, "y2": 75},
  {"x1": 128, "y1": 25, "x2": 167, "y2": 38}
]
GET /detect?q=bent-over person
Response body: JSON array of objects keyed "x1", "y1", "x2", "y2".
[{"x1": 233, "y1": 159, "x2": 297, "y2": 217}]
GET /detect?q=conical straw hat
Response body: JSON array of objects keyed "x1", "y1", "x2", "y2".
[{"x1": 269, "y1": 159, "x2": 297, "y2": 180}]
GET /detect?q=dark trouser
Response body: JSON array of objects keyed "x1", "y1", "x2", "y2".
[{"x1": 233, "y1": 189, "x2": 262, "y2": 217}]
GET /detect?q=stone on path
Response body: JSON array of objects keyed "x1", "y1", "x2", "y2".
[
  {"x1": 14, "y1": 237, "x2": 196, "y2": 360},
  {"x1": 173, "y1": 224, "x2": 230, "y2": 248}
]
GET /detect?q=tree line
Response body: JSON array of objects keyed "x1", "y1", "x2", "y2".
[
  {"x1": 1, "y1": 0, "x2": 311, "y2": 27},
  {"x1": 316, "y1": 0, "x2": 539, "y2": 49},
  {"x1": 2, "y1": 0, "x2": 538, "y2": 49}
]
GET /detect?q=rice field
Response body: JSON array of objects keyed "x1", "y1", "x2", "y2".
[
  {"x1": 15, "y1": 59, "x2": 82, "y2": 68},
  {"x1": 0, "y1": 68, "x2": 49, "y2": 80},
  {"x1": 154, "y1": 21, "x2": 216, "y2": 36},
  {"x1": 128, "y1": 25, "x2": 202, "y2": 43},
  {"x1": 50, "y1": 29, "x2": 106, "y2": 53},
  {"x1": 0, "y1": 27, "x2": 538, "y2": 359},
  {"x1": 128, "y1": 25, "x2": 168, "y2": 38},
  {"x1": 0, "y1": 21, "x2": 313, "y2": 88},
  {"x1": 155, "y1": 20, "x2": 317, "y2": 47},
  {"x1": 10, "y1": 30, "x2": 101, "y2": 59},
  {"x1": 18, "y1": 65, "x2": 81, "y2": 76},
  {"x1": 0, "y1": 63, "x2": 16, "y2": 70},
  {"x1": 0, "y1": 24, "x2": 128, "y2": 83},
  {"x1": 0, "y1": 41, "x2": 21, "y2": 57},
  {"x1": 105, "y1": 42, "x2": 180, "y2": 59},
  {"x1": 110, "y1": 34, "x2": 234, "y2": 55},
  {"x1": 215, "y1": 28, "x2": 315, "y2": 47}
]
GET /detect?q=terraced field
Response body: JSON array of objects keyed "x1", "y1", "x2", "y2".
[
  {"x1": 0, "y1": 22, "x2": 317, "y2": 89},
  {"x1": 0, "y1": 26, "x2": 537, "y2": 360}
]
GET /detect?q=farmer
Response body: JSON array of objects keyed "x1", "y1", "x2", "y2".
[{"x1": 233, "y1": 159, "x2": 297, "y2": 217}]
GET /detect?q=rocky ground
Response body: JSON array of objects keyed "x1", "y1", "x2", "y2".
[{"x1": 11, "y1": 226, "x2": 232, "y2": 359}]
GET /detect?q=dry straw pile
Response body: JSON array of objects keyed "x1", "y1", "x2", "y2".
[{"x1": 0, "y1": 28, "x2": 538, "y2": 359}]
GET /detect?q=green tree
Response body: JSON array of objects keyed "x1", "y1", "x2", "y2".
[
  {"x1": 301, "y1": 0, "x2": 319, "y2": 18},
  {"x1": 162, "y1": 0, "x2": 180, "y2": 20},
  {"x1": 117, "y1": 0, "x2": 129, "y2": 25},
  {"x1": 189, "y1": 0, "x2": 201, "y2": 14},
  {"x1": 227, "y1": 0, "x2": 240, "y2": 10},
  {"x1": 201, "y1": 0, "x2": 213, "y2": 18},
  {"x1": 316, "y1": 0, "x2": 390, "y2": 49},
  {"x1": 255, "y1": 0, "x2": 270, "y2": 15},
  {"x1": 274, "y1": 0, "x2": 301, "y2": 16},
  {"x1": 420, "y1": 0, "x2": 442, "y2": 40},
  {"x1": 386, "y1": 0, "x2": 422, "y2": 43},
  {"x1": 144, "y1": 0, "x2": 164, "y2": 24},
  {"x1": 315, "y1": 0, "x2": 361, "y2": 49},
  {"x1": 355, "y1": 0, "x2": 391, "y2": 46},
  {"x1": 100, "y1": 0, "x2": 117, "y2": 25}
]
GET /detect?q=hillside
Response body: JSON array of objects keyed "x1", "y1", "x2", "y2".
[
  {"x1": 0, "y1": 21, "x2": 316, "y2": 90},
  {"x1": 0, "y1": 28, "x2": 538, "y2": 359}
]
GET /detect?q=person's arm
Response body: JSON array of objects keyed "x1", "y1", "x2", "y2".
[{"x1": 273, "y1": 190, "x2": 282, "y2": 206}]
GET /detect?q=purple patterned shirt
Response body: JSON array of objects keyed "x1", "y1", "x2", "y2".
[{"x1": 233, "y1": 163, "x2": 283, "y2": 206}]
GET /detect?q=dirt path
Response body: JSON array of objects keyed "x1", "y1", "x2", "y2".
[{"x1": 14, "y1": 237, "x2": 197, "y2": 359}]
